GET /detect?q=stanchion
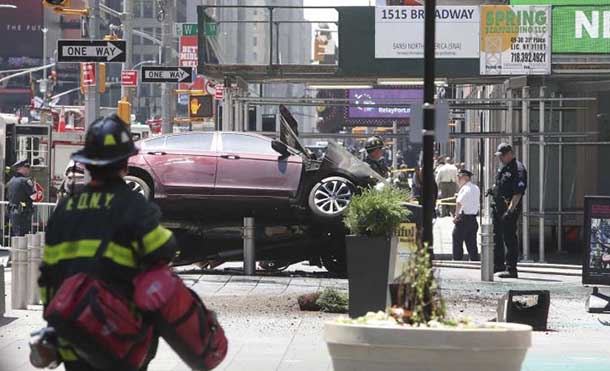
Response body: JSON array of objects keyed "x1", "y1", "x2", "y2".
[
  {"x1": 480, "y1": 223, "x2": 494, "y2": 282},
  {"x1": 243, "y1": 217, "x2": 256, "y2": 275},
  {"x1": 27, "y1": 233, "x2": 41, "y2": 305},
  {"x1": 11, "y1": 236, "x2": 27, "y2": 309}
]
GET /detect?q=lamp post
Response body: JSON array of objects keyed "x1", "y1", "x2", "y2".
[{"x1": 422, "y1": 0, "x2": 437, "y2": 260}]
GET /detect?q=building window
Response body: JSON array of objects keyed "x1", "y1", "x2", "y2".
[
  {"x1": 143, "y1": 28, "x2": 153, "y2": 45},
  {"x1": 143, "y1": 1, "x2": 153, "y2": 18},
  {"x1": 253, "y1": 37, "x2": 257, "y2": 46}
]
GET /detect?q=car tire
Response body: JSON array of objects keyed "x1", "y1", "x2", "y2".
[
  {"x1": 124, "y1": 175, "x2": 151, "y2": 199},
  {"x1": 308, "y1": 176, "x2": 355, "y2": 219}
]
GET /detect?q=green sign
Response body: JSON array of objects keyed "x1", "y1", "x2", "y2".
[
  {"x1": 512, "y1": 0, "x2": 610, "y2": 4},
  {"x1": 183, "y1": 23, "x2": 198, "y2": 36},
  {"x1": 553, "y1": 6, "x2": 610, "y2": 53},
  {"x1": 204, "y1": 23, "x2": 217, "y2": 37}
]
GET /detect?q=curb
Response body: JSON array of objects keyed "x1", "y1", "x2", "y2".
[{"x1": 433, "y1": 260, "x2": 582, "y2": 277}]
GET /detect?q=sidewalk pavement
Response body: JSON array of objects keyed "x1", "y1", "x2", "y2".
[{"x1": 2, "y1": 263, "x2": 609, "y2": 371}]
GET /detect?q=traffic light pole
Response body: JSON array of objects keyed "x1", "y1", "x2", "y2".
[
  {"x1": 120, "y1": 0, "x2": 133, "y2": 102},
  {"x1": 84, "y1": 0, "x2": 100, "y2": 129},
  {"x1": 161, "y1": 0, "x2": 175, "y2": 134}
]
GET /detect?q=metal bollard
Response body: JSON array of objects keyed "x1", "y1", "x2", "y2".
[
  {"x1": 243, "y1": 217, "x2": 256, "y2": 275},
  {"x1": 480, "y1": 223, "x2": 494, "y2": 282},
  {"x1": 27, "y1": 233, "x2": 42, "y2": 305},
  {"x1": 0, "y1": 264, "x2": 5, "y2": 317},
  {"x1": 11, "y1": 236, "x2": 28, "y2": 309}
]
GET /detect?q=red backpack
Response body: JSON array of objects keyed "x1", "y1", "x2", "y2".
[
  {"x1": 133, "y1": 265, "x2": 228, "y2": 370},
  {"x1": 43, "y1": 273, "x2": 154, "y2": 371}
]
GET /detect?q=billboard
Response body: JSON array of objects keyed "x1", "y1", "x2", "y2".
[
  {"x1": 480, "y1": 5, "x2": 551, "y2": 75},
  {"x1": 583, "y1": 196, "x2": 610, "y2": 286},
  {"x1": 375, "y1": 6, "x2": 480, "y2": 59},
  {"x1": 552, "y1": 6, "x2": 610, "y2": 53},
  {"x1": 511, "y1": 1, "x2": 610, "y2": 4},
  {"x1": 0, "y1": 0, "x2": 43, "y2": 59},
  {"x1": 348, "y1": 89, "x2": 423, "y2": 119}
]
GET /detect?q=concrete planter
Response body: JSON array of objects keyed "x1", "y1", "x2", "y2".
[
  {"x1": 345, "y1": 235, "x2": 398, "y2": 318},
  {"x1": 325, "y1": 322, "x2": 532, "y2": 371}
]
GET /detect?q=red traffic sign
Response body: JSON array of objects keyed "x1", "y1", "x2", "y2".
[
  {"x1": 33, "y1": 182, "x2": 44, "y2": 203},
  {"x1": 82, "y1": 63, "x2": 95, "y2": 86},
  {"x1": 215, "y1": 83, "x2": 224, "y2": 100},
  {"x1": 121, "y1": 70, "x2": 138, "y2": 87}
]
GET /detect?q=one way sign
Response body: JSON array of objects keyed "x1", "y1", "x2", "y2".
[
  {"x1": 58, "y1": 40, "x2": 126, "y2": 63},
  {"x1": 141, "y1": 66, "x2": 194, "y2": 83}
]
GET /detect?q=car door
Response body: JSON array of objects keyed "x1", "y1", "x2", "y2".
[
  {"x1": 143, "y1": 132, "x2": 217, "y2": 196},
  {"x1": 214, "y1": 133, "x2": 303, "y2": 198}
]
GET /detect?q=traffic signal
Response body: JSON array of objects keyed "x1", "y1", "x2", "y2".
[
  {"x1": 117, "y1": 97, "x2": 131, "y2": 125},
  {"x1": 43, "y1": 0, "x2": 71, "y2": 7},
  {"x1": 189, "y1": 94, "x2": 214, "y2": 120}
]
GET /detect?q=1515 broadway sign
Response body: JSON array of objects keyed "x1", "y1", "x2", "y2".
[
  {"x1": 480, "y1": 5, "x2": 551, "y2": 75},
  {"x1": 375, "y1": 6, "x2": 479, "y2": 59},
  {"x1": 553, "y1": 6, "x2": 610, "y2": 53}
]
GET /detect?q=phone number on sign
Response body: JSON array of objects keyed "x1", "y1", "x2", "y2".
[{"x1": 510, "y1": 52, "x2": 546, "y2": 63}]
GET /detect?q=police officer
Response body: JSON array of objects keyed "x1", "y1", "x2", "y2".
[
  {"x1": 492, "y1": 143, "x2": 527, "y2": 279},
  {"x1": 38, "y1": 115, "x2": 177, "y2": 370},
  {"x1": 452, "y1": 169, "x2": 480, "y2": 261},
  {"x1": 7, "y1": 159, "x2": 36, "y2": 236},
  {"x1": 364, "y1": 136, "x2": 390, "y2": 178}
]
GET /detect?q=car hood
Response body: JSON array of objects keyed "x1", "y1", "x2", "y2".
[{"x1": 320, "y1": 141, "x2": 385, "y2": 185}]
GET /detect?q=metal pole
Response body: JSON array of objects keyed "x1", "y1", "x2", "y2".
[
  {"x1": 538, "y1": 86, "x2": 545, "y2": 263},
  {"x1": 27, "y1": 233, "x2": 41, "y2": 305},
  {"x1": 558, "y1": 94, "x2": 564, "y2": 253},
  {"x1": 161, "y1": 0, "x2": 175, "y2": 134},
  {"x1": 85, "y1": 0, "x2": 101, "y2": 129},
  {"x1": 269, "y1": 7, "x2": 274, "y2": 66},
  {"x1": 11, "y1": 236, "x2": 27, "y2": 309},
  {"x1": 42, "y1": 28, "x2": 48, "y2": 100},
  {"x1": 121, "y1": 0, "x2": 134, "y2": 101},
  {"x1": 422, "y1": 0, "x2": 436, "y2": 260},
  {"x1": 480, "y1": 223, "x2": 494, "y2": 282},
  {"x1": 0, "y1": 264, "x2": 4, "y2": 317},
  {"x1": 506, "y1": 88, "x2": 513, "y2": 143},
  {"x1": 522, "y1": 86, "x2": 530, "y2": 262},
  {"x1": 243, "y1": 217, "x2": 256, "y2": 275},
  {"x1": 392, "y1": 121, "x2": 398, "y2": 168}
]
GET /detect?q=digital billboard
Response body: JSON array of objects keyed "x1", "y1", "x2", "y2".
[{"x1": 348, "y1": 89, "x2": 423, "y2": 119}]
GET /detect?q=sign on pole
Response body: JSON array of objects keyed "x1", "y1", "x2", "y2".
[
  {"x1": 58, "y1": 40, "x2": 126, "y2": 63},
  {"x1": 121, "y1": 70, "x2": 138, "y2": 87},
  {"x1": 214, "y1": 84, "x2": 224, "y2": 100},
  {"x1": 583, "y1": 196, "x2": 610, "y2": 286},
  {"x1": 480, "y1": 5, "x2": 551, "y2": 75},
  {"x1": 82, "y1": 63, "x2": 95, "y2": 86},
  {"x1": 141, "y1": 66, "x2": 194, "y2": 83},
  {"x1": 375, "y1": 6, "x2": 480, "y2": 59}
]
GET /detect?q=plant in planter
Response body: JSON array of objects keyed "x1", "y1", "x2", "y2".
[
  {"x1": 327, "y1": 207, "x2": 533, "y2": 371},
  {"x1": 342, "y1": 185, "x2": 410, "y2": 318}
]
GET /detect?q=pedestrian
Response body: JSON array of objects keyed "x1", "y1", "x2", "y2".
[
  {"x1": 37, "y1": 115, "x2": 178, "y2": 370},
  {"x1": 452, "y1": 169, "x2": 480, "y2": 261},
  {"x1": 435, "y1": 157, "x2": 458, "y2": 217},
  {"x1": 491, "y1": 143, "x2": 527, "y2": 279},
  {"x1": 7, "y1": 159, "x2": 36, "y2": 236},
  {"x1": 364, "y1": 135, "x2": 390, "y2": 178}
]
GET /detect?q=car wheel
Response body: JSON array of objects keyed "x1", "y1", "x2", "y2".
[
  {"x1": 308, "y1": 176, "x2": 355, "y2": 219},
  {"x1": 124, "y1": 175, "x2": 151, "y2": 199}
]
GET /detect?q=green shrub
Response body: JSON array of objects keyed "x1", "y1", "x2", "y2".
[
  {"x1": 316, "y1": 288, "x2": 349, "y2": 313},
  {"x1": 343, "y1": 186, "x2": 411, "y2": 237}
]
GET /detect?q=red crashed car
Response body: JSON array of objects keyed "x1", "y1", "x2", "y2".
[{"x1": 125, "y1": 106, "x2": 384, "y2": 223}]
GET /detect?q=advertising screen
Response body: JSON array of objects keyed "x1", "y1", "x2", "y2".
[
  {"x1": 348, "y1": 89, "x2": 423, "y2": 119},
  {"x1": 0, "y1": 0, "x2": 43, "y2": 59},
  {"x1": 583, "y1": 196, "x2": 610, "y2": 286}
]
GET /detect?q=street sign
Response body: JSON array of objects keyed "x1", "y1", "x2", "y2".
[
  {"x1": 58, "y1": 40, "x2": 126, "y2": 63},
  {"x1": 174, "y1": 23, "x2": 198, "y2": 37},
  {"x1": 82, "y1": 63, "x2": 95, "y2": 86},
  {"x1": 141, "y1": 66, "x2": 193, "y2": 83},
  {"x1": 215, "y1": 84, "x2": 224, "y2": 100},
  {"x1": 121, "y1": 70, "x2": 138, "y2": 87},
  {"x1": 205, "y1": 22, "x2": 218, "y2": 37}
]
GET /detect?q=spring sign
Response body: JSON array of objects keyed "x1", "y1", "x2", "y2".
[{"x1": 480, "y1": 5, "x2": 551, "y2": 75}]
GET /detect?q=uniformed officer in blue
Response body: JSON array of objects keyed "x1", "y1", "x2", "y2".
[
  {"x1": 364, "y1": 136, "x2": 390, "y2": 178},
  {"x1": 7, "y1": 159, "x2": 37, "y2": 236},
  {"x1": 492, "y1": 143, "x2": 527, "y2": 278}
]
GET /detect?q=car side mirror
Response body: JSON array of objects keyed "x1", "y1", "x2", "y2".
[{"x1": 272, "y1": 140, "x2": 290, "y2": 157}]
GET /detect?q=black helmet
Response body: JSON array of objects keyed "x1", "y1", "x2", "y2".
[
  {"x1": 71, "y1": 114, "x2": 138, "y2": 166},
  {"x1": 365, "y1": 136, "x2": 385, "y2": 153}
]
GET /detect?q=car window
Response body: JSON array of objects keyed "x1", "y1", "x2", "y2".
[
  {"x1": 165, "y1": 133, "x2": 213, "y2": 151},
  {"x1": 142, "y1": 136, "x2": 165, "y2": 150},
  {"x1": 222, "y1": 133, "x2": 276, "y2": 155}
]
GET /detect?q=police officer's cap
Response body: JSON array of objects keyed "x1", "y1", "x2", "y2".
[
  {"x1": 458, "y1": 169, "x2": 474, "y2": 177},
  {"x1": 72, "y1": 114, "x2": 138, "y2": 166},
  {"x1": 365, "y1": 136, "x2": 386, "y2": 153},
  {"x1": 495, "y1": 143, "x2": 513, "y2": 156},
  {"x1": 12, "y1": 159, "x2": 30, "y2": 169}
]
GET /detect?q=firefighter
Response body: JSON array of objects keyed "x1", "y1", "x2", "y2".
[
  {"x1": 7, "y1": 159, "x2": 36, "y2": 236},
  {"x1": 364, "y1": 136, "x2": 390, "y2": 178},
  {"x1": 38, "y1": 114, "x2": 177, "y2": 370}
]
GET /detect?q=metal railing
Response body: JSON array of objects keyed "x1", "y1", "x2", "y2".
[{"x1": 1, "y1": 202, "x2": 56, "y2": 248}]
